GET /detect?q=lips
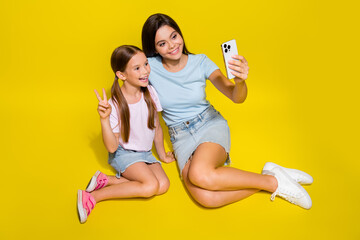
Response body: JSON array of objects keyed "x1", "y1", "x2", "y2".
[
  {"x1": 139, "y1": 76, "x2": 149, "y2": 82},
  {"x1": 169, "y1": 47, "x2": 179, "y2": 55}
]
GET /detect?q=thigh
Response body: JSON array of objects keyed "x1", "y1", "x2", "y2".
[
  {"x1": 121, "y1": 162, "x2": 158, "y2": 184},
  {"x1": 191, "y1": 142, "x2": 228, "y2": 171}
]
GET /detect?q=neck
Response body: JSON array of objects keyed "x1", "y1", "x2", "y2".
[
  {"x1": 162, "y1": 54, "x2": 188, "y2": 72},
  {"x1": 121, "y1": 82, "x2": 142, "y2": 103}
]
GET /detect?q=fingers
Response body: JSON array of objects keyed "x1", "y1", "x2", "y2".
[
  {"x1": 94, "y1": 89, "x2": 102, "y2": 102},
  {"x1": 228, "y1": 62, "x2": 249, "y2": 73},
  {"x1": 102, "y1": 88, "x2": 108, "y2": 103},
  {"x1": 98, "y1": 106, "x2": 108, "y2": 112},
  {"x1": 97, "y1": 103, "x2": 112, "y2": 119},
  {"x1": 166, "y1": 151, "x2": 176, "y2": 162},
  {"x1": 228, "y1": 55, "x2": 249, "y2": 81},
  {"x1": 231, "y1": 71, "x2": 248, "y2": 81},
  {"x1": 98, "y1": 101, "x2": 110, "y2": 109},
  {"x1": 231, "y1": 55, "x2": 248, "y2": 65},
  {"x1": 94, "y1": 88, "x2": 109, "y2": 103}
]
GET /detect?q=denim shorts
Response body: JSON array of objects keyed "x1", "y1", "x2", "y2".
[
  {"x1": 108, "y1": 145, "x2": 161, "y2": 178},
  {"x1": 168, "y1": 105, "x2": 231, "y2": 178}
]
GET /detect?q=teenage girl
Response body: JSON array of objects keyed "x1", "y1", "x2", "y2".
[
  {"x1": 141, "y1": 14, "x2": 313, "y2": 209},
  {"x1": 77, "y1": 45, "x2": 175, "y2": 223}
]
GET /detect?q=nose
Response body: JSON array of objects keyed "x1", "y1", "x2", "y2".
[{"x1": 169, "y1": 40, "x2": 175, "y2": 49}]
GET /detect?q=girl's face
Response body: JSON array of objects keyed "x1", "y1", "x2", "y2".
[
  {"x1": 120, "y1": 52, "x2": 150, "y2": 88},
  {"x1": 154, "y1": 25, "x2": 184, "y2": 61}
]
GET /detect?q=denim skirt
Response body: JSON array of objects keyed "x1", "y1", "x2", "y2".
[
  {"x1": 108, "y1": 145, "x2": 161, "y2": 178},
  {"x1": 168, "y1": 105, "x2": 231, "y2": 177}
]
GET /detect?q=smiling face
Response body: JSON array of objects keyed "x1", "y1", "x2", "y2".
[
  {"x1": 154, "y1": 25, "x2": 184, "y2": 61},
  {"x1": 117, "y1": 51, "x2": 150, "y2": 88}
]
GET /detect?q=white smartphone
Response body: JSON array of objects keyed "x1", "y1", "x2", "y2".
[{"x1": 221, "y1": 39, "x2": 238, "y2": 79}]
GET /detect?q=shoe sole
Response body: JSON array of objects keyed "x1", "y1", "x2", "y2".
[
  {"x1": 77, "y1": 190, "x2": 87, "y2": 223},
  {"x1": 263, "y1": 162, "x2": 313, "y2": 185},
  {"x1": 86, "y1": 171, "x2": 101, "y2": 192}
]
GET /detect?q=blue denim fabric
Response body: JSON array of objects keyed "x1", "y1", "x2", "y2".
[
  {"x1": 168, "y1": 105, "x2": 231, "y2": 177},
  {"x1": 108, "y1": 145, "x2": 161, "y2": 178}
]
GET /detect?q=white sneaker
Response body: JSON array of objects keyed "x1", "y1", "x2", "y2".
[
  {"x1": 271, "y1": 167, "x2": 312, "y2": 209},
  {"x1": 262, "y1": 162, "x2": 313, "y2": 185}
]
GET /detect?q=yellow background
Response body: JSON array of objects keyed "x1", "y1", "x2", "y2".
[{"x1": 1, "y1": 0, "x2": 359, "y2": 239}]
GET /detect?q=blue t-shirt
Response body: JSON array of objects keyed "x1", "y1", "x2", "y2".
[{"x1": 148, "y1": 54, "x2": 219, "y2": 126}]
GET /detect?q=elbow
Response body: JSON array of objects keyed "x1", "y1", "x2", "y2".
[
  {"x1": 233, "y1": 92, "x2": 247, "y2": 104},
  {"x1": 233, "y1": 97, "x2": 246, "y2": 104},
  {"x1": 107, "y1": 143, "x2": 119, "y2": 153},
  {"x1": 109, "y1": 149, "x2": 116, "y2": 154},
  {"x1": 108, "y1": 147, "x2": 117, "y2": 154}
]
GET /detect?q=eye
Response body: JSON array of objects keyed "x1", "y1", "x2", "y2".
[
  {"x1": 135, "y1": 67, "x2": 139, "y2": 71},
  {"x1": 145, "y1": 62, "x2": 149, "y2": 66},
  {"x1": 172, "y1": 33, "x2": 177, "y2": 39},
  {"x1": 159, "y1": 42, "x2": 165, "y2": 47}
]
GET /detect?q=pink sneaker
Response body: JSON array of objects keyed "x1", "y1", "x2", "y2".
[
  {"x1": 85, "y1": 171, "x2": 108, "y2": 192},
  {"x1": 77, "y1": 190, "x2": 96, "y2": 223}
]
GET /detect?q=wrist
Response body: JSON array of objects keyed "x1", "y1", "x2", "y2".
[
  {"x1": 100, "y1": 116, "x2": 110, "y2": 122},
  {"x1": 158, "y1": 152, "x2": 166, "y2": 160}
]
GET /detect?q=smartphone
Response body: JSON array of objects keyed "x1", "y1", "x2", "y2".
[{"x1": 221, "y1": 39, "x2": 238, "y2": 79}]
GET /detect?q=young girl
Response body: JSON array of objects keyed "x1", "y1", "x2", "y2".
[
  {"x1": 77, "y1": 45, "x2": 175, "y2": 223},
  {"x1": 141, "y1": 14, "x2": 313, "y2": 209}
]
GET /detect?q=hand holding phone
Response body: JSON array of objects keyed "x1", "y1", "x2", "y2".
[{"x1": 221, "y1": 39, "x2": 239, "y2": 79}]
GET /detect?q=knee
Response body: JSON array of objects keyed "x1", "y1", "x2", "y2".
[
  {"x1": 156, "y1": 178, "x2": 170, "y2": 195},
  {"x1": 141, "y1": 179, "x2": 160, "y2": 198},
  {"x1": 188, "y1": 167, "x2": 216, "y2": 190}
]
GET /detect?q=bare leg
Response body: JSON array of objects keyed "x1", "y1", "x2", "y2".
[
  {"x1": 90, "y1": 162, "x2": 160, "y2": 202},
  {"x1": 107, "y1": 175, "x2": 129, "y2": 185},
  {"x1": 187, "y1": 142, "x2": 278, "y2": 192},
  {"x1": 147, "y1": 163, "x2": 170, "y2": 195},
  {"x1": 182, "y1": 161, "x2": 259, "y2": 208},
  {"x1": 100, "y1": 163, "x2": 169, "y2": 195}
]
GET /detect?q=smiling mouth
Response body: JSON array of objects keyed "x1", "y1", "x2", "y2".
[
  {"x1": 169, "y1": 47, "x2": 179, "y2": 55},
  {"x1": 139, "y1": 76, "x2": 149, "y2": 82}
]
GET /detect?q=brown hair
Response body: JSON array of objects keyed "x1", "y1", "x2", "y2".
[
  {"x1": 141, "y1": 13, "x2": 191, "y2": 58},
  {"x1": 110, "y1": 45, "x2": 156, "y2": 143}
]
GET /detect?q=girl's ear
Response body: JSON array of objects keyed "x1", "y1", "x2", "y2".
[{"x1": 116, "y1": 71, "x2": 126, "y2": 81}]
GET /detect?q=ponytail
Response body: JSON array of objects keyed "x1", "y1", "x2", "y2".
[
  {"x1": 142, "y1": 86, "x2": 156, "y2": 130},
  {"x1": 111, "y1": 76, "x2": 130, "y2": 143}
]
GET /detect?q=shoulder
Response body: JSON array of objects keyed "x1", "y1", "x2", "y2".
[
  {"x1": 147, "y1": 85, "x2": 162, "y2": 111},
  {"x1": 189, "y1": 54, "x2": 213, "y2": 65},
  {"x1": 108, "y1": 97, "x2": 115, "y2": 106},
  {"x1": 191, "y1": 53, "x2": 208, "y2": 60},
  {"x1": 108, "y1": 98, "x2": 117, "y2": 111},
  {"x1": 147, "y1": 85, "x2": 158, "y2": 95}
]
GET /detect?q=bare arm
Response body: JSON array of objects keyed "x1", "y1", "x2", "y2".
[
  {"x1": 153, "y1": 113, "x2": 175, "y2": 163},
  {"x1": 95, "y1": 88, "x2": 119, "y2": 153},
  {"x1": 99, "y1": 118, "x2": 119, "y2": 153},
  {"x1": 208, "y1": 55, "x2": 249, "y2": 103}
]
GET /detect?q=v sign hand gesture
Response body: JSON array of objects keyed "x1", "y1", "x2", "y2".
[{"x1": 95, "y1": 88, "x2": 112, "y2": 119}]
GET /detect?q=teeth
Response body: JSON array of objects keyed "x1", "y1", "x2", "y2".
[{"x1": 170, "y1": 48, "x2": 178, "y2": 54}]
